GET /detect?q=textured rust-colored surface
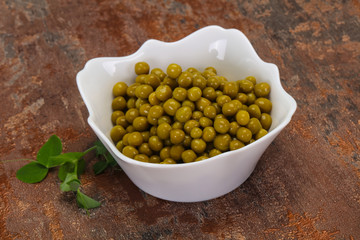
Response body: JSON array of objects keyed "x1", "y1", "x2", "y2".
[{"x1": 0, "y1": 0, "x2": 359, "y2": 239}]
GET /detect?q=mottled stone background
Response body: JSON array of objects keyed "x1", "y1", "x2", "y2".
[{"x1": 0, "y1": 0, "x2": 359, "y2": 239}]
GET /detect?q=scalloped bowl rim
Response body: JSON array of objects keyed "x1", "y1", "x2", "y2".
[{"x1": 76, "y1": 25, "x2": 297, "y2": 201}]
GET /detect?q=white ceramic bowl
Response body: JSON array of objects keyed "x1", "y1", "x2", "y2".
[{"x1": 76, "y1": 25, "x2": 297, "y2": 202}]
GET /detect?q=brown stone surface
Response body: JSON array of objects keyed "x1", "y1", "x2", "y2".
[{"x1": 0, "y1": 0, "x2": 359, "y2": 239}]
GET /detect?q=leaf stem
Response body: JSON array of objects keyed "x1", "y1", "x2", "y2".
[{"x1": 83, "y1": 146, "x2": 97, "y2": 155}]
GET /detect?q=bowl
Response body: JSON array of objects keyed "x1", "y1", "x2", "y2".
[{"x1": 76, "y1": 25, "x2": 297, "y2": 202}]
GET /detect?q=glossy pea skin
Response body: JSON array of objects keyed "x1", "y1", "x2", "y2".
[
  {"x1": 255, "y1": 128, "x2": 268, "y2": 140},
  {"x1": 192, "y1": 111, "x2": 203, "y2": 120},
  {"x1": 181, "y1": 149, "x2": 197, "y2": 163},
  {"x1": 148, "y1": 92, "x2": 161, "y2": 105},
  {"x1": 148, "y1": 105, "x2": 164, "y2": 119},
  {"x1": 139, "y1": 103, "x2": 151, "y2": 116},
  {"x1": 229, "y1": 121, "x2": 240, "y2": 136},
  {"x1": 246, "y1": 92, "x2": 256, "y2": 105},
  {"x1": 128, "y1": 132, "x2": 143, "y2": 146},
  {"x1": 158, "y1": 115, "x2": 172, "y2": 125},
  {"x1": 132, "y1": 116, "x2": 149, "y2": 131},
  {"x1": 236, "y1": 93, "x2": 248, "y2": 104},
  {"x1": 199, "y1": 117, "x2": 213, "y2": 128},
  {"x1": 255, "y1": 97, "x2": 272, "y2": 113},
  {"x1": 213, "y1": 134, "x2": 231, "y2": 152},
  {"x1": 202, "y1": 126, "x2": 216, "y2": 142},
  {"x1": 209, "y1": 148, "x2": 222, "y2": 157},
  {"x1": 125, "y1": 108, "x2": 140, "y2": 124},
  {"x1": 163, "y1": 98, "x2": 181, "y2": 116},
  {"x1": 113, "y1": 82, "x2": 128, "y2": 97},
  {"x1": 170, "y1": 129, "x2": 185, "y2": 144},
  {"x1": 238, "y1": 79, "x2": 254, "y2": 93},
  {"x1": 222, "y1": 100, "x2": 241, "y2": 117},
  {"x1": 149, "y1": 155, "x2": 161, "y2": 163},
  {"x1": 155, "y1": 85, "x2": 172, "y2": 102},
  {"x1": 190, "y1": 127, "x2": 202, "y2": 139},
  {"x1": 248, "y1": 104, "x2": 262, "y2": 119},
  {"x1": 175, "y1": 106, "x2": 192, "y2": 123},
  {"x1": 191, "y1": 139, "x2": 207, "y2": 154},
  {"x1": 167, "y1": 63, "x2": 182, "y2": 79},
  {"x1": 246, "y1": 76, "x2": 257, "y2": 85},
  {"x1": 134, "y1": 154, "x2": 149, "y2": 162},
  {"x1": 162, "y1": 76, "x2": 179, "y2": 90},
  {"x1": 111, "y1": 110, "x2": 124, "y2": 125},
  {"x1": 161, "y1": 158, "x2": 177, "y2": 164},
  {"x1": 260, "y1": 113, "x2": 272, "y2": 130},
  {"x1": 196, "y1": 97, "x2": 211, "y2": 112},
  {"x1": 182, "y1": 100, "x2": 195, "y2": 111},
  {"x1": 192, "y1": 74, "x2": 207, "y2": 90},
  {"x1": 203, "y1": 87, "x2": 217, "y2": 101},
  {"x1": 144, "y1": 74, "x2": 161, "y2": 89},
  {"x1": 112, "y1": 96, "x2": 127, "y2": 111},
  {"x1": 122, "y1": 146, "x2": 139, "y2": 158},
  {"x1": 236, "y1": 127, "x2": 252, "y2": 143},
  {"x1": 230, "y1": 139, "x2": 245, "y2": 150},
  {"x1": 203, "y1": 105, "x2": 217, "y2": 119},
  {"x1": 170, "y1": 145, "x2": 185, "y2": 161},
  {"x1": 148, "y1": 136, "x2": 163, "y2": 151},
  {"x1": 223, "y1": 82, "x2": 238, "y2": 99},
  {"x1": 207, "y1": 76, "x2": 220, "y2": 89},
  {"x1": 236, "y1": 110, "x2": 250, "y2": 126},
  {"x1": 216, "y1": 95, "x2": 231, "y2": 107},
  {"x1": 214, "y1": 118, "x2": 230, "y2": 134},
  {"x1": 157, "y1": 122, "x2": 172, "y2": 140},
  {"x1": 184, "y1": 119, "x2": 200, "y2": 134},
  {"x1": 178, "y1": 71, "x2": 193, "y2": 88},
  {"x1": 172, "y1": 87, "x2": 187, "y2": 102},
  {"x1": 110, "y1": 125, "x2": 126, "y2": 143},
  {"x1": 254, "y1": 82, "x2": 271, "y2": 98},
  {"x1": 187, "y1": 87, "x2": 202, "y2": 102},
  {"x1": 139, "y1": 143, "x2": 153, "y2": 156},
  {"x1": 135, "y1": 62, "x2": 150, "y2": 75},
  {"x1": 151, "y1": 68, "x2": 166, "y2": 81},
  {"x1": 246, "y1": 118, "x2": 262, "y2": 135},
  {"x1": 116, "y1": 115, "x2": 129, "y2": 128},
  {"x1": 160, "y1": 146, "x2": 171, "y2": 160}
]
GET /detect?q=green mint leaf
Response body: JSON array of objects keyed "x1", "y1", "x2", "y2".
[
  {"x1": 58, "y1": 162, "x2": 75, "y2": 181},
  {"x1": 93, "y1": 161, "x2": 108, "y2": 175},
  {"x1": 76, "y1": 189, "x2": 101, "y2": 210},
  {"x1": 16, "y1": 162, "x2": 49, "y2": 183},
  {"x1": 94, "y1": 140, "x2": 107, "y2": 156},
  {"x1": 48, "y1": 152, "x2": 84, "y2": 168},
  {"x1": 37, "y1": 135, "x2": 62, "y2": 166},
  {"x1": 60, "y1": 172, "x2": 80, "y2": 192}
]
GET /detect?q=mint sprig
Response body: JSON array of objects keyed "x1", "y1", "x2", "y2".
[{"x1": 15, "y1": 135, "x2": 118, "y2": 211}]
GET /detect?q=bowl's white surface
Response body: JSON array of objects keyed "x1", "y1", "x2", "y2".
[{"x1": 76, "y1": 25, "x2": 297, "y2": 202}]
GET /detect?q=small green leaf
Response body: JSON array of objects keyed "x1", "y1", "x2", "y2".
[
  {"x1": 48, "y1": 152, "x2": 84, "y2": 168},
  {"x1": 37, "y1": 135, "x2": 62, "y2": 166},
  {"x1": 94, "y1": 140, "x2": 107, "y2": 156},
  {"x1": 60, "y1": 173, "x2": 80, "y2": 192},
  {"x1": 76, "y1": 189, "x2": 101, "y2": 210},
  {"x1": 93, "y1": 161, "x2": 108, "y2": 175},
  {"x1": 77, "y1": 158, "x2": 86, "y2": 176},
  {"x1": 104, "y1": 152, "x2": 117, "y2": 166},
  {"x1": 16, "y1": 162, "x2": 49, "y2": 183},
  {"x1": 58, "y1": 162, "x2": 75, "y2": 181}
]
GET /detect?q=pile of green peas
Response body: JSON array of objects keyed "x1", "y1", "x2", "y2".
[{"x1": 110, "y1": 62, "x2": 272, "y2": 164}]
